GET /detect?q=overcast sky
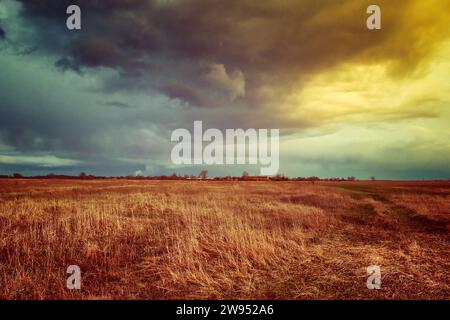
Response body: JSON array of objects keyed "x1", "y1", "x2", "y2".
[{"x1": 0, "y1": 0, "x2": 449, "y2": 179}]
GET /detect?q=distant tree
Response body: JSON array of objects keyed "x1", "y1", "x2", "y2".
[
  {"x1": 371, "y1": 176, "x2": 376, "y2": 181},
  {"x1": 12, "y1": 172, "x2": 23, "y2": 178},
  {"x1": 79, "y1": 172, "x2": 87, "y2": 179},
  {"x1": 347, "y1": 176, "x2": 356, "y2": 181},
  {"x1": 132, "y1": 170, "x2": 144, "y2": 177},
  {"x1": 242, "y1": 171, "x2": 249, "y2": 179},
  {"x1": 199, "y1": 170, "x2": 208, "y2": 180}
]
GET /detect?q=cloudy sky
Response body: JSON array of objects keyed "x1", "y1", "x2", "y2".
[{"x1": 0, "y1": 0, "x2": 449, "y2": 179}]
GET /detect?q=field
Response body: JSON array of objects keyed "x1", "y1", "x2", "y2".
[{"x1": 0, "y1": 179, "x2": 449, "y2": 299}]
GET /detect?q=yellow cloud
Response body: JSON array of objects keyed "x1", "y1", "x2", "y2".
[{"x1": 275, "y1": 39, "x2": 450, "y2": 129}]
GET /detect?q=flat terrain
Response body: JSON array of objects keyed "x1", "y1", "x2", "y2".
[{"x1": 0, "y1": 179, "x2": 449, "y2": 299}]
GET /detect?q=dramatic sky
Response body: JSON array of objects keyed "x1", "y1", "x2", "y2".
[{"x1": 0, "y1": 0, "x2": 449, "y2": 178}]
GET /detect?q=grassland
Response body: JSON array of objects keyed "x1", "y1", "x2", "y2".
[{"x1": 0, "y1": 179, "x2": 449, "y2": 299}]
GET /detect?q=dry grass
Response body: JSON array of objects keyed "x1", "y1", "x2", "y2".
[{"x1": 0, "y1": 179, "x2": 449, "y2": 299}]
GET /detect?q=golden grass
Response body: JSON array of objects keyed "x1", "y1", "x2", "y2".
[{"x1": 0, "y1": 179, "x2": 448, "y2": 299}]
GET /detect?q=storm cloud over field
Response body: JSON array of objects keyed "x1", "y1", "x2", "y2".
[{"x1": 0, "y1": 0, "x2": 449, "y2": 178}]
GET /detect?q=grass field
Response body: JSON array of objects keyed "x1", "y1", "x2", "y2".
[{"x1": 0, "y1": 179, "x2": 449, "y2": 299}]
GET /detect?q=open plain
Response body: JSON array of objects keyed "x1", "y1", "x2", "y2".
[{"x1": 0, "y1": 179, "x2": 448, "y2": 299}]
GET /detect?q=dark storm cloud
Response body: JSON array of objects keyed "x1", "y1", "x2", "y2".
[
  {"x1": 18, "y1": 0, "x2": 160, "y2": 65},
  {"x1": 15, "y1": 0, "x2": 450, "y2": 114},
  {"x1": 55, "y1": 57, "x2": 82, "y2": 74},
  {"x1": 0, "y1": 98, "x2": 99, "y2": 156},
  {"x1": 0, "y1": 26, "x2": 5, "y2": 40},
  {"x1": 159, "y1": 81, "x2": 215, "y2": 108},
  {"x1": 99, "y1": 101, "x2": 133, "y2": 109},
  {"x1": 72, "y1": 38, "x2": 158, "y2": 75}
]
